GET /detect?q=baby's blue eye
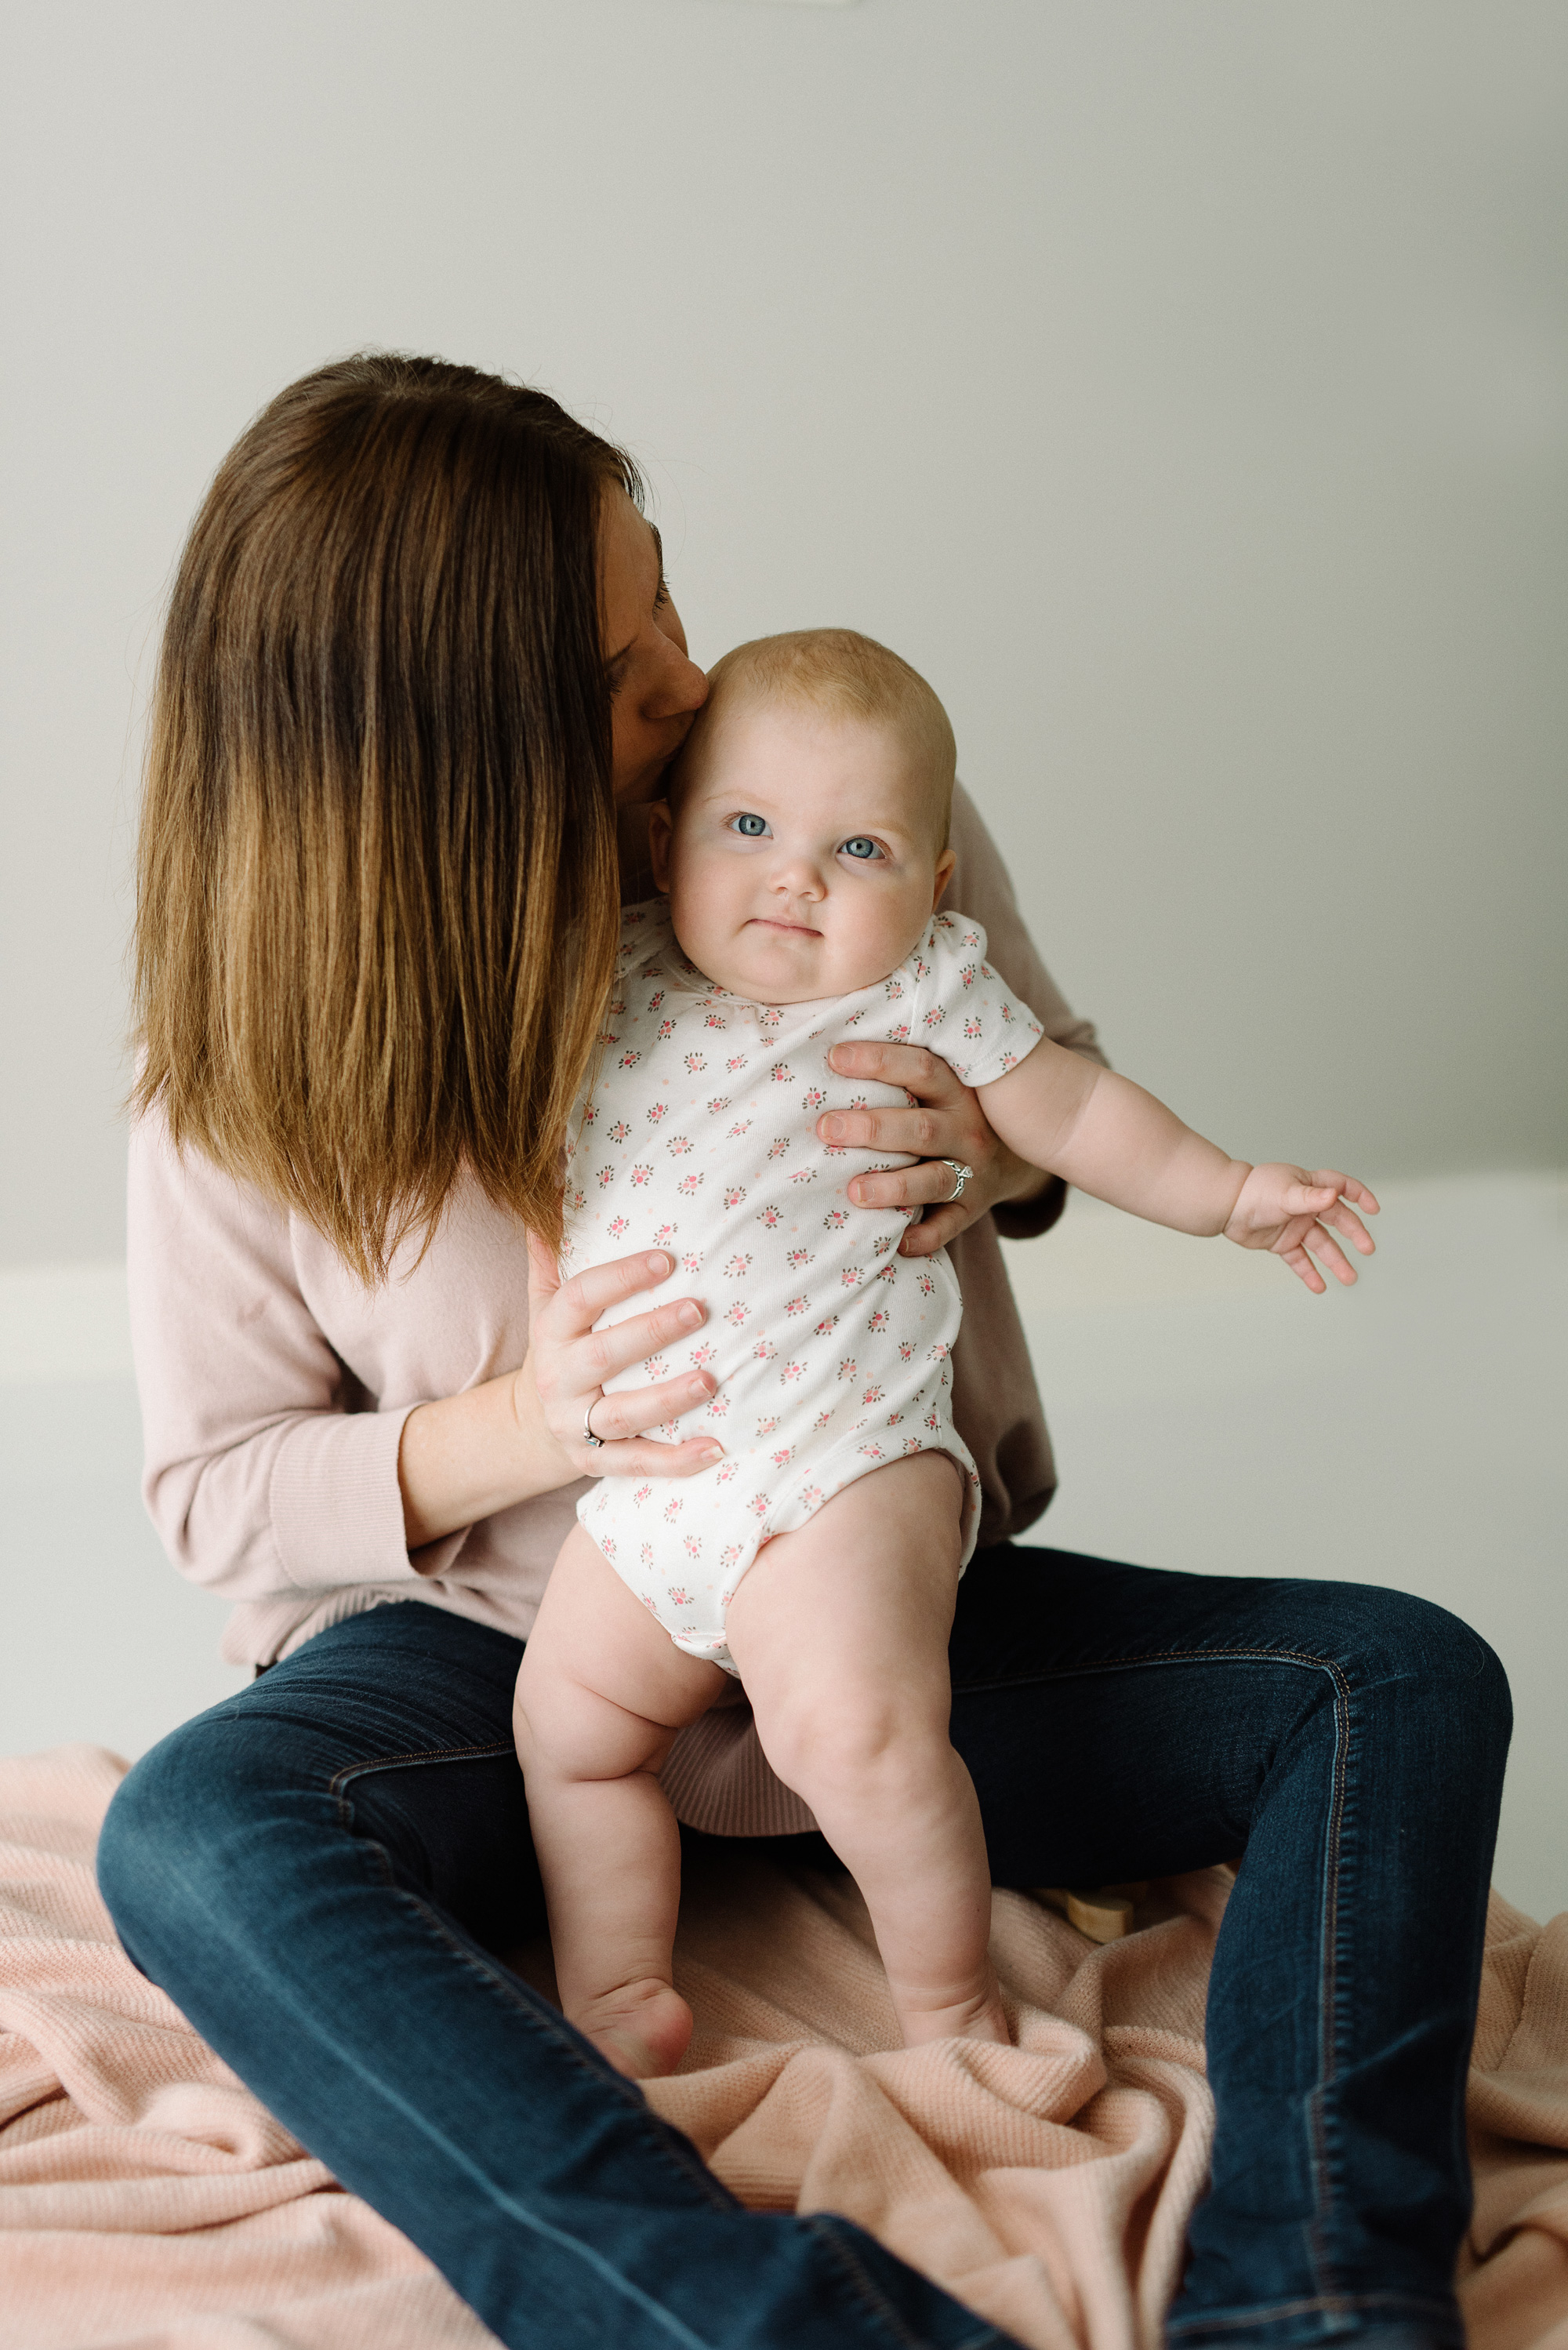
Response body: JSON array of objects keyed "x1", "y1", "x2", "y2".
[
  {"x1": 734, "y1": 812, "x2": 768, "y2": 837},
  {"x1": 841, "y1": 837, "x2": 880, "y2": 860}
]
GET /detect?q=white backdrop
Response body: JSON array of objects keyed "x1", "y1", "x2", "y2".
[{"x1": 3, "y1": 0, "x2": 1566, "y2": 1265}]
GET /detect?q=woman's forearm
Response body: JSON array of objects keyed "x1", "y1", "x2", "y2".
[{"x1": 397, "y1": 1363, "x2": 574, "y2": 1550}]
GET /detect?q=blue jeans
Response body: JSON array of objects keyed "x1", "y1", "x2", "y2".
[{"x1": 97, "y1": 1547, "x2": 1508, "y2": 2350}]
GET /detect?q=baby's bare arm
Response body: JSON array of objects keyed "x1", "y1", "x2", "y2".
[
  {"x1": 977, "y1": 1041, "x2": 1380, "y2": 1289},
  {"x1": 977, "y1": 1038, "x2": 1251, "y2": 1235}
]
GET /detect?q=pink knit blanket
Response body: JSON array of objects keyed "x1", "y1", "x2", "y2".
[{"x1": 2, "y1": 1745, "x2": 1565, "y2": 2350}]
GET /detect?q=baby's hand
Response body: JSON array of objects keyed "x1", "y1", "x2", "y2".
[{"x1": 1222, "y1": 1166, "x2": 1380, "y2": 1294}]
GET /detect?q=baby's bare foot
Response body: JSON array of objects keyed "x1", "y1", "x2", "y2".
[{"x1": 572, "y1": 1979, "x2": 694, "y2": 2080}]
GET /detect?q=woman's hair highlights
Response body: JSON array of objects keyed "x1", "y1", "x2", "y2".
[{"x1": 132, "y1": 354, "x2": 636, "y2": 1277}]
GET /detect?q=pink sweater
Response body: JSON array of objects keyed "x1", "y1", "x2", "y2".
[{"x1": 129, "y1": 788, "x2": 1102, "y2": 1833}]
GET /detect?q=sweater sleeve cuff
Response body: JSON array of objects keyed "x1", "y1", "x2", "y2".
[
  {"x1": 991, "y1": 1173, "x2": 1069, "y2": 1243},
  {"x1": 269, "y1": 1407, "x2": 423, "y2": 1593}
]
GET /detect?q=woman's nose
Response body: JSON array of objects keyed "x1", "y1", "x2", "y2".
[{"x1": 647, "y1": 643, "x2": 707, "y2": 721}]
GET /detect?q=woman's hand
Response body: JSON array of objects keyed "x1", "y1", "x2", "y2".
[
  {"x1": 397, "y1": 1241, "x2": 723, "y2": 1550},
  {"x1": 815, "y1": 1041, "x2": 1051, "y2": 1259},
  {"x1": 524, "y1": 1234, "x2": 724, "y2": 1477}
]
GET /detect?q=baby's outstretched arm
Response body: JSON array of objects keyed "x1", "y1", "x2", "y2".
[{"x1": 976, "y1": 1040, "x2": 1378, "y2": 1293}]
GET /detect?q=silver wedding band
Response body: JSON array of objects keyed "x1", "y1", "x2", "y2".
[
  {"x1": 582, "y1": 1400, "x2": 606, "y2": 1449},
  {"x1": 941, "y1": 1159, "x2": 974, "y2": 1202}
]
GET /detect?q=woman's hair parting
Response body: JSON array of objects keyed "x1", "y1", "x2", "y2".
[
  {"x1": 132, "y1": 351, "x2": 637, "y2": 1277},
  {"x1": 702, "y1": 628, "x2": 957, "y2": 842}
]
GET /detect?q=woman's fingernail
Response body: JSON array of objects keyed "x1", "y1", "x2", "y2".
[
  {"x1": 678, "y1": 1300, "x2": 702, "y2": 1328},
  {"x1": 822, "y1": 1115, "x2": 846, "y2": 1139},
  {"x1": 647, "y1": 1252, "x2": 669, "y2": 1277}
]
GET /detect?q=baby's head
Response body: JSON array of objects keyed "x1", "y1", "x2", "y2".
[{"x1": 650, "y1": 629, "x2": 957, "y2": 1004}]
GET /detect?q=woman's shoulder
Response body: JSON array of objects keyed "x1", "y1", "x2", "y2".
[{"x1": 128, "y1": 1100, "x2": 289, "y2": 1248}]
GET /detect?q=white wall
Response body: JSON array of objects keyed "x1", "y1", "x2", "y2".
[{"x1": 3, "y1": 0, "x2": 1566, "y2": 1266}]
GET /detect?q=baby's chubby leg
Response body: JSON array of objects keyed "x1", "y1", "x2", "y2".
[
  {"x1": 724, "y1": 1453, "x2": 1008, "y2": 2048},
  {"x1": 514, "y1": 1527, "x2": 727, "y2": 2079}
]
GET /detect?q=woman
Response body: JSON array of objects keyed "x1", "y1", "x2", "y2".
[{"x1": 99, "y1": 354, "x2": 1508, "y2": 2350}]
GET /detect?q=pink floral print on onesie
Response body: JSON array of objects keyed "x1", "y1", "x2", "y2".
[{"x1": 564, "y1": 903, "x2": 1044, "y2": 1672}]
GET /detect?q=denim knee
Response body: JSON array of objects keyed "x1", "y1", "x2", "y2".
[
  {"x1": 1356, "y1": 1583, "x2": 1508, "y2": 1727},
  {"x1": 96, "y1": 1717, "x2": 263, "y2": 1964},
  {"x1": 1295, "y1": 1578, "x2": 1513, "y2": 1779}
]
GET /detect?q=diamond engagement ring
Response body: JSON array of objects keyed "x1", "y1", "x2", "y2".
[
  {"x1": 941, "y1": 1159, "x2": 975, "y2": 1201},
  {"x1": 582, "y1": 1401, "x2": 606, "y2": 1449}
]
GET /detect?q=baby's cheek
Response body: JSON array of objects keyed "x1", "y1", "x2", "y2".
[
  {"x1": 829, "y1": 887, "x2": 937, "y2": 997},
  {"x1": 668, "y1": 860, "x2": 741, "y2": 962}
]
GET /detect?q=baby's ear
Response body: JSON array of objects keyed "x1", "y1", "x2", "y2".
[
  {"x1": 648, "y1": 799, "x2": 674, "y2": 893},
  {"x1": 931, "y1": 848, "x2": 957, "y2": 911}
]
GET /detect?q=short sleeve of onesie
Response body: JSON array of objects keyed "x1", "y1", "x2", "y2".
[{"x1": 887, "y1": 911, "x2": 1046, "y2": 1088}]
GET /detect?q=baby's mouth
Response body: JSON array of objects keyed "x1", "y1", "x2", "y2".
[{"x1": 746, "y1": 917, "x2": 823, "y2": 938}]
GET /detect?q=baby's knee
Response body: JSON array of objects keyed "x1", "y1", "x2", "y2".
[
  {"x1": 511, "y1": 1646, "x2": 577, "y2": 1773},
  {"x1": 759, "y1": 1679, "x2": 948, "y2": 1805}
]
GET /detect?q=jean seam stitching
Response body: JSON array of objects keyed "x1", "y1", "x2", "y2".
[
  {"x1": 325, "y1": 1756, "x2": 731, "y2": 2210},
  {"x1": 804, "y1": 2214, "x2": 1000, "y2": 2350},
  {"x1": 387, "y1": 1882, "x2": 739, "y2": 2214},
  {"x1": 1306, "y1": 1654, "x2": 1354, "y2": 2310},
  {"x1": 948, "y1": 1641, "x2": 1359, "y2": 2310},
  {"x1": 326, "y1": 1740, "x2": 516, "y2": 1810},
  {"x1": 950, "y1": 1642, "x2": 1355, "y2": 1691},
  {"x1": 316, "y1": 1763, "x2": 722, "y2": 2198},
  {"x1": 1165, "y1": 2288, "x2": 1460, "y2": 2332}
]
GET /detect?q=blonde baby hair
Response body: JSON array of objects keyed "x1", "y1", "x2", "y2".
[{"x1": 699, "y1": 629, "x2": 957, "y2": 849}]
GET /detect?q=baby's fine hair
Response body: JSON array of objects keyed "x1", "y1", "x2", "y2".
[{"x1": 703, "y1": 629, "x2": 957, "y2": 848}]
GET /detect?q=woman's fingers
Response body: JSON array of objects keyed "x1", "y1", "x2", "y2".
[
  {"x1": 820, "y1": 1038, "x2": 1055, "y2": 1256},
  {"x1": 822, "y1": 1104, "x2": 946, "y2": 1158},
  {"x1": 847, "y1": 1159, "x2": 965, "y2": 1211},
  {"x1": 898, "y1": 1201, "x2": 970, "y2": 1256},
  {"x1": 585, "y1": 1371, "x2": 717, "y2": 1442},
  {"x1": 543, "y1": 1246, "x2": 678, "y2": 1335},
  {"x1": 593, "y1": 1435, "x2": 727, "y2": 1480},
  {"x1": 570, "y1": 1298, "x2": 708, "y2": 1388},
  {"x1": 524, "y1": 1238, "x2": 722, "y2": 1472},
  {"x1": 826, "y1": 1040, "x2": 965, "y2": 1101}
]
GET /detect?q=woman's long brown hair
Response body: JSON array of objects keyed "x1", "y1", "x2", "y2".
[{"x1": 132, "y1": 354, "x2": 633, "y2": 1277}]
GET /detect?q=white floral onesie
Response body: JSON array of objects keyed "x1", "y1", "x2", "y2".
[{"x1": 563, "y1": 903, "x2": 1045, "y2": 1672}]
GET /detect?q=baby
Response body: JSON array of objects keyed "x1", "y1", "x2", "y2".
[{"x1": 514, "y1": 628, "x2": 1377, "y2": 2079}]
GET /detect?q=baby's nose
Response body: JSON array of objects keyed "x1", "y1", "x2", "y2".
[{"x1": 774, "y1": 855, "x2": 826, "y2": 899}]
